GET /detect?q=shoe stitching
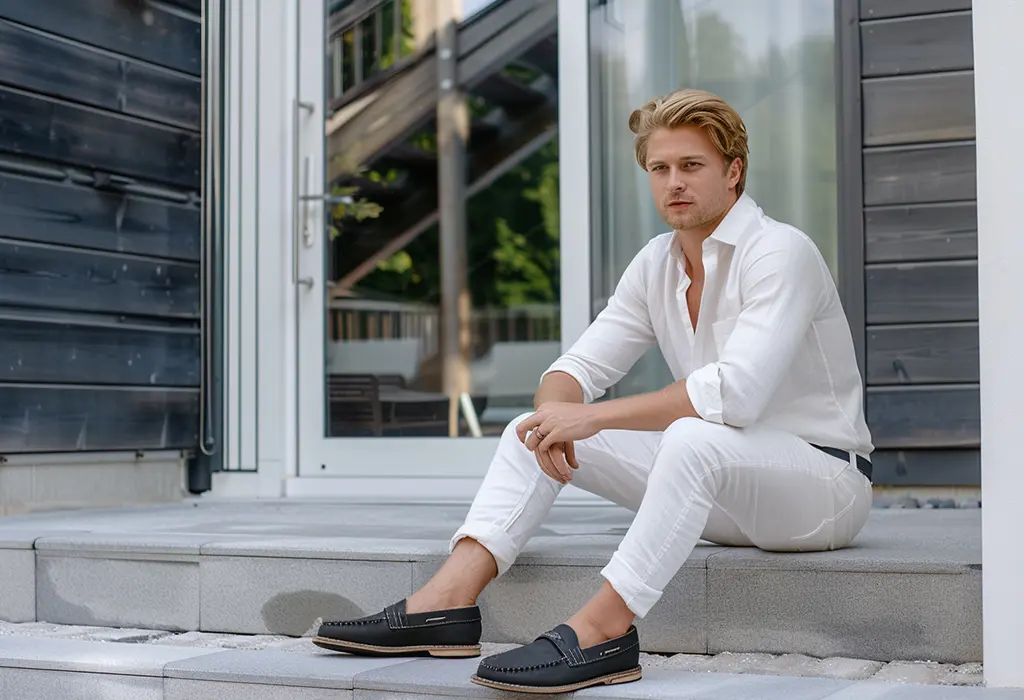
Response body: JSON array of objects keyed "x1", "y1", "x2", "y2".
[
  {"x1": 321, "y1": 616, "x2": 480, "y2": 628},
  {"x1": 481, "y1": 639, "x2": 639, "y2": 673},
  {"x1": 480, "y1": 658, "x2": 562, "y2": 673},
  {"x1": 398, "y1": 617, "x2": 481, "y2": 628}
]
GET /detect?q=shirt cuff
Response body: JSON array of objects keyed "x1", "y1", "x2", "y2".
[
  {"x1": 686, "y1": 363, "x2": 724, "y2": 424},
  {"x1": 541, "y1": 359, "x2": 598, "y2": 404}
]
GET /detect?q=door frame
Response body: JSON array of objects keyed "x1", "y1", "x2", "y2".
[{"x1": 288, "y1": 0, "x2": 594, "y2": 499}]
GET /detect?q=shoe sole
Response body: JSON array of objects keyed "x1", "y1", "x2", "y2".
[
  {"x1": 469, "y1": 666, "x2": 642, "y2": 694},
  {"x1": 312, "y1": 636, "x2": 481, "y2": 658}
]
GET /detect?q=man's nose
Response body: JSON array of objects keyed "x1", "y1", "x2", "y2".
[{"x1": 668, "y1": 171, "x2": 687, "y2": 190}]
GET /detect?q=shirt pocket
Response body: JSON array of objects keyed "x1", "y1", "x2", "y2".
[{"x1": 710, "y1": 315, "x2": 739, "y2": 357}]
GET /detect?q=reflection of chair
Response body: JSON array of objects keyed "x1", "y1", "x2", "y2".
[
  {"x1": 471, "y1": 341, "x2": 562, "y2": 424},
  {"x1": 326, "y1": 339, "x2": 423, "y2": 384},
  {"x1": 327, "y1": 373, "x2": 384, "y2": 437},
  {"x1": 327, "y1": 372, "x2": 451, "y2": 437}
]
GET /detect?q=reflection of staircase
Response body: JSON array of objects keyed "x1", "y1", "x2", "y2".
[{"x1": 325, "y1": 0, "x2": 558, "y2": 291}]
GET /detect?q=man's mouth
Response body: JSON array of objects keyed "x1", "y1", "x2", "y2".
[{"x1": 667, "y1": 200, "x2": 692, "y2": 209}]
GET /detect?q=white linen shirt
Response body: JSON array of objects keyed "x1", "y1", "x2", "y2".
[{"x1": 543, "y1": 193, "x2": 873, "y2": 457}]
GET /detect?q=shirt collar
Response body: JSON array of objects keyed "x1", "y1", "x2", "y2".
[{"x1": 708, "y1": 192, "x2": 759, "y2": 246}]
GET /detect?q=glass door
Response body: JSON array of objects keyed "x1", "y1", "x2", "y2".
[{"x1": 294, "y1": 0, "x2": 574, "y2": 492}]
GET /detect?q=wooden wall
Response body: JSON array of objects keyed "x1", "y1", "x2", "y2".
[
  {"x1": 0, "y1": 0, "x2": 202, "y2": 453},
  {"x1": 857, "y1": 0, "x2": 979, "y2": 483}
]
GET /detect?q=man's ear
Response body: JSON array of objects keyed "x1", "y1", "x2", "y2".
[{"x1": 728, "y1": 158, "x2": 742, "y2": 188}]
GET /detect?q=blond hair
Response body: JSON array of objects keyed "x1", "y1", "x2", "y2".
[{"x1": 629, "y1": 88, "x2": 749, "y2": 196}]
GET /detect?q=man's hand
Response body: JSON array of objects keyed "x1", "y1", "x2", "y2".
[
  {"x1": 533, "y1": 441, "x2": 578, "y2": 485},
  {"x1": 516, "y1": 402, "x2": 600, "y2": 484}
]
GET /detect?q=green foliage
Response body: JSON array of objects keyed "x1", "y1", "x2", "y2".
[{"x1": 355, "y1": 138, "x2": 561, "y2": 307}]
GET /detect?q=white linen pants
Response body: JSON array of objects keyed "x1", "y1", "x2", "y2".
[{"x1": 450, "y1": 414, "x2": 873, "y2": 618}]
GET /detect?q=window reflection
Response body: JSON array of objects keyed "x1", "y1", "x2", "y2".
[
  {"x1": 322, "y1": 0, "x2": 561, "y2": 438},
  {"x1": 590, "y1": 0, "x2": 838, "y2": 398}
]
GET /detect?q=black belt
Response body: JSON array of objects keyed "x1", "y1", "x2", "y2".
[{"x1": 810, "y1": 444, "x2": 872, "y2": 482}]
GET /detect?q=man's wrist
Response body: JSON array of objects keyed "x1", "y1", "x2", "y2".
[{"x1": 586, "y1": 401, "x2": 611, "y2": 434}]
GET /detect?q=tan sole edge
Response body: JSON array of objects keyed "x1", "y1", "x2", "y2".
[
  {"x1": 312, "y1": 636, "x2": 481, "y2": 658},
  {"x1": 469, "y1": 666, "x2": 643, "y2": 694}
]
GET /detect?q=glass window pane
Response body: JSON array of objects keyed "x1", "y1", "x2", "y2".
[
  {"x1": 323, "y1": 0, "x2": 561, "y2": 438},
  {"x1": 588, "y1": 0, "x2": 837, "y2": 398}
]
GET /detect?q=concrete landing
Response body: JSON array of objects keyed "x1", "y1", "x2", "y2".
[
  {"x1": 0, "y1": 633, "x2": 1017, "y2": 700},
  {"x1": 0, "y1": 500, "x2": 981, "y2": 663}
]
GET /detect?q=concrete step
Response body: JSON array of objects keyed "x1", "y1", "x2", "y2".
[
  {"x1": 0, "y1": 500, "x2": 981, "y2": 664},
  {"x1": 0, "y1": 632, "x2": 1010, "y2": 700}
]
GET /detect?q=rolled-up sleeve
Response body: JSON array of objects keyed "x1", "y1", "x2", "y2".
[
  {"x1": 685, "y1": 234, "x2": 827, "y2": 427},
  {"x1": 542, "y1": 245, "x2": 657, "y2": 403}
]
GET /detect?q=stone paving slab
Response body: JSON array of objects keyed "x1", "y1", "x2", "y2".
[
  {"x1": 0, "y1": 630, "x2": 1020, "y2": 700},
  {"x1": 0, "y1": 635, "x2": 221, "y2": 676},
  {"x1": 164, "y1": 648, "x2": 411, "y2": 690}
]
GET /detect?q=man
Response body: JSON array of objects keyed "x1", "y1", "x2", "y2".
[{"x1": 312, "y1": 88, "x2": 874, "y2": 694}]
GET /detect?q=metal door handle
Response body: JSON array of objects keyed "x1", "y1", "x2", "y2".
[{"x1": 292, "y1": 98, "x2": 315, "y2": 289}]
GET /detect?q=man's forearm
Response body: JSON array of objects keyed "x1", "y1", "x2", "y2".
[
  {"x1": 534, "y1": 371, "x2": 585, "y2": 408},
  {"x1": 589, "y1": 380, "x2": 700, "y2": 432}
]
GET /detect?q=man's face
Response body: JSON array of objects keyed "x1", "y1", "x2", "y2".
[{"x1": 645, "y1": 125, "x2": 741, "y2": 232}]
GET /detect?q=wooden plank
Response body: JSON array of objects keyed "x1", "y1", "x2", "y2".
[
  {"x1": 860, "y1": 0, "x2": 971, "y2": 20},
  {"x1": 0, "y1": 171, "x2": 200, "y2": 260},
  {"x1": 0, "y1": 86, "x2": 200, "y2": 189},
  {"x1": 871, "y1": 449, "x2": 979, "y2": 485},
  {"x1": 0, "y1": 0, "x2": 201, "y2": 76},
  {"x1": 861, "y1": 12, "x2": 973, "y2": 77},
  {"x1": 0, "y1": 239, "x2": 199, "y2": 319},
  {"x1": 865, "y1": 202, "x2": 976, "y2": 262},
  {"x1": 863, "y1": 72, "x2": 975, "y2": 146},
  {"x1": 0, "y1": 384, "x2": 198, "y2": 453},
  {"x1": 866, "y1": 322, "x2": 979, "y2": 384},
  {"x1": 866, "y1": 260, "x2": 977, "y2": 324},
  {"x1": 0, "y1": 315, "x2": 198, "y2": 386},
  {"x1": 863, "y1": 143, "x2": 975, "y2": 206},
  {"x1": 167, "y1": 0, "x2": 202, "y2": 14},
  {"x1": 867, "y1": 385, "x2": 979, "y2": 449},
  {"x1": 0, "y1": 20, "x2": 201, "y2": 131}
]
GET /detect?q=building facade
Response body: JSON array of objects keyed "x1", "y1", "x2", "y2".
[{"x1": 0, "y1": 0, "x2": 982, "y2": 501}]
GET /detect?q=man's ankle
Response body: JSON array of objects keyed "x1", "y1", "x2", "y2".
[{"x1": 406, "y1": 589, "x2": 475, "y2": 614}]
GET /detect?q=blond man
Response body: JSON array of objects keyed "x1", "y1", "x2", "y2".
[{"x1": 313, "y1": 89, "x2": 874, "y2": 694}]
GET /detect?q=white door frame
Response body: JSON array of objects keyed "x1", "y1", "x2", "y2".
[{"x1": 284, "y1": 0, "x2": 594, "y2": 499}]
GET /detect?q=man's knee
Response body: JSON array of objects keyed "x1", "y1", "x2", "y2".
[{"x1": 655, "y1": 418, "x2": 728, "y2": 476}]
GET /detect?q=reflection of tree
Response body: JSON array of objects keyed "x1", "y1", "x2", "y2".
[{"x1": 354, "y1": 139, "x2": 561, "y2": 309}]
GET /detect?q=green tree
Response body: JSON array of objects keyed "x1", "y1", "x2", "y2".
[{"x1": 355, "y1": 138, "x2": 561, "y2": 308}]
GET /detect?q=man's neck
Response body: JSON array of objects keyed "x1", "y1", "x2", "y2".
[{"x1": 674, "y1": 194, "x2": 739, "y2": 278}]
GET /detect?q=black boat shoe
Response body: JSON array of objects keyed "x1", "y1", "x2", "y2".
[
  {"x1": 471, "y1": 623, "x2": 642, "y2": 694},
  {"x1": 312, "y1": 599, "x2": 482, "y2": 658}
]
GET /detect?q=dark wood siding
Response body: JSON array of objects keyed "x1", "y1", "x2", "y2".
[
  {"x1": 0, "y1": 1, "x2": 200, "y2": 454},
  {"x1": 851, "y1": 0, "x2": 978, "y2": 483}
]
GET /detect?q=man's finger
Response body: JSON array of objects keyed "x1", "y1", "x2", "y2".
[
  {"x1": 515, "y1": 414, "x2": 541, "y2": 443},
  {"x1": 538, "y1": 431, "x2": 558, "y2": 454},
  {"x1": 551, "y1": 446, "x2": 574, "y2": 481},
  {"x1": 537, "y1": 448, "x2": 566, "y2": 484},
  {"x1": 565, "y1": 441, "x2": 579, "y2": 469},
  {"x1": 547, "y1": 445, "x2": 572, "y2": 482},
  {"x1": 534, "y1": 451, "x2": 558, "y2": 482}
]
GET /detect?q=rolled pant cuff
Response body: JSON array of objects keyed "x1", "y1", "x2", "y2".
[
  {"x1": 601, "y1": 553, "x2": 663, "y2": 618},
  {"x1": 449, "y1": 523, "x2": 518, "y2": 577}
]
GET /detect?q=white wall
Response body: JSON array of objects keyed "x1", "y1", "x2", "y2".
[{"x1": 973, "y1": 0, "x2": 1024, "y2": 688}]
